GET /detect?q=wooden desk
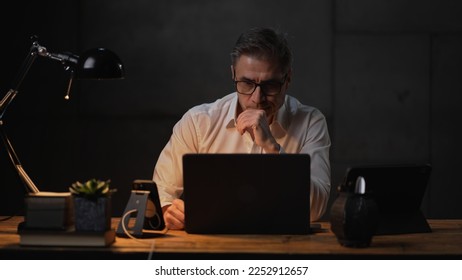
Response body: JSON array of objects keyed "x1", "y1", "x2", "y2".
[{"x1": 1, "y1": 216, "x2": 461, "y2": 259}]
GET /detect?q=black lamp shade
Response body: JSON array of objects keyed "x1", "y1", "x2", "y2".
[{"x1": 76, "y1": 48, "x2": 125, "y2": 79}]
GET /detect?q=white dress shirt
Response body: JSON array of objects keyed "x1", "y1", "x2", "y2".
[{"x1": 153, "y1": 92, "x2": 331, "y2": 221}]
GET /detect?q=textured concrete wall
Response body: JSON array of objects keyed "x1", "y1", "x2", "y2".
[{"x1": 333, "y1": 0, "x2": 462, "y2": 218}]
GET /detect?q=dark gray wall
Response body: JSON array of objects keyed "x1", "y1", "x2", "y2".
[{"x1": 1, "y1": 0, "x2": 461, "y2": 219}]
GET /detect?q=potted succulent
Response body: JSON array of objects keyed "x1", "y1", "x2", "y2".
[{"x1": 69, "y1": 179, "x2": 114, "y2": 232}]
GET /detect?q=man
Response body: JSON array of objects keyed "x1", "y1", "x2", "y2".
[{"x1": 153, "y1": 27, "x2": 331, "y2": 230}]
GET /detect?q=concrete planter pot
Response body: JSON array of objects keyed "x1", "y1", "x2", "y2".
[{"x1": 73, "y1": 196, "x2": 111, "y2": 232}]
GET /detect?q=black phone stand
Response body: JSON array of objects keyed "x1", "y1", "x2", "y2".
[
  {"x1": 116, "y1": 180, "x2": 165, "y2": 238},
  {"x1": 116, "y1": 190, "x2": 150, "y2": 237}
]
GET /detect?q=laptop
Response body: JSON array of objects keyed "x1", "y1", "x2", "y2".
[
  {"x1": 339, "y1": 164, "x2": 432, "y2": 235},
  {"x1": 182, "y1": 153, "x2": 311, "y2": 234}
]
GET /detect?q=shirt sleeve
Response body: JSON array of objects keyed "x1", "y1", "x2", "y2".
[
  {"x1": 153, "y1": 110, "x2": 199, "y2": 207},
  {"x1": 302, "y1": 110, "x2": 331, "y2": 222}
]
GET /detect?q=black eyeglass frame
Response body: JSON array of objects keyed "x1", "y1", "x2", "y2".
[{"x1": 233, "y1": 73, "x2": 288, "y2": 97}]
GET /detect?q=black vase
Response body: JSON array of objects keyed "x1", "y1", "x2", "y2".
[{"x1": 330, "y1": 192, "x2": 379, "y2": 248}]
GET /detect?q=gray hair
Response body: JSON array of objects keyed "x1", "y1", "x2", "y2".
[{"x1": 230, "y1": 27, "x2": 292, "y2": 74}]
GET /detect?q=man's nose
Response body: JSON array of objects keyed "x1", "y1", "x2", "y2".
[{"x1": 251, "y1": 85, "x2": 266, "y2": 104}]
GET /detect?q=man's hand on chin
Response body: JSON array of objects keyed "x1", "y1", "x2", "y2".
[{"x1": 236, "y1": 109, "x2": 280, "y2": 153}]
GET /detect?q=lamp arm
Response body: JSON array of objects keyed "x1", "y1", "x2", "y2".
[
  {"x1": 0, "y1": 121, "x2": 40, "y2": 193},
  {"x1": 7, "y1": 36, "x2": 76, "y2": 96},
  {"x1": 0, "y1": 37, "x2": 46, "y2": 194},
  {"x1": 11, "y1": 39, "x2": 42, "y2": 92},
  {"x1": 0, "y1": 89, "x2": 18, "y2": 120},
  {"x1": 1, "y1": 37, "x2": 44, "y2": 118}
]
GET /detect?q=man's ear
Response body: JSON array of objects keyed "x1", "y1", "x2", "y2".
[{"x1": 230, "y1": 65, "x2": 235, "y2": 80}]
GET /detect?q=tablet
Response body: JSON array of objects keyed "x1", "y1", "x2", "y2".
[{"x1": 339, "y1": 164, "x2": 432, "y2": 235}]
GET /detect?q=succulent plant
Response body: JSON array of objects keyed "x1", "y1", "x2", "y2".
[{"x1": 69, "y1": 179, "x2": 111, "y2": 199}]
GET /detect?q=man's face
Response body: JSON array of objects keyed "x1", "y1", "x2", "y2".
[{"x1": 232, "y1": 55, "x2": 290, "y2": 122}]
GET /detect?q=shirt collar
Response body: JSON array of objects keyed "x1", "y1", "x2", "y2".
[
  {"x1": 225, "y1": 93, "x2": 289, "y2": 139},
  {"x1": 225, "y1": 93, "x2": 239, "y2": 129}
]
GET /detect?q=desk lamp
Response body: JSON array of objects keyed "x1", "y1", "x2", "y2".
[{"x1": 0, "y1": 35, "x2": 125, "y2": 194}]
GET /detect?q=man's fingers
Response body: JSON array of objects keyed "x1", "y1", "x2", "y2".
[
  {"x1": 163, "y1": 200, "x2": 185, "y2": 230},
  {"x1": 172, "y1": 198, "x2": 184, "y2": 210},
  {"x1": 237, "y1": 109, "x2": 263, "y2": 134},
  {"x1": 171, "y1": 199, "x2": 185, "y2": 221}
]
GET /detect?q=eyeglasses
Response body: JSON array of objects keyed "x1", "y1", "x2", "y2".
[{"x1": 234, "y1": 74, "x2": 287, "y2": 97}]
